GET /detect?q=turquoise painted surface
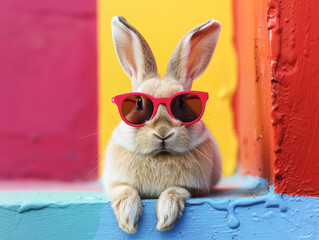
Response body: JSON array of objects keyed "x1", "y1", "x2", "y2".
[
  {"x1": 0, "y1": 188, "x2": 319, "y2": 240},
  {"x1": 0, "y1": 191, "x2": 107, "y2": 240},
  {"x1": 0, "y1": 191, "x2": 108, "y2": 202}
]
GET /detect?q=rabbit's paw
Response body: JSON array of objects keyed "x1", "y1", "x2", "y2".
[
  {"x1": 156, "y1": 187, "x2": 190, "y2": 231},
  {"x1": 112, "y1": 190, "x2": 142, "y2": 234}
]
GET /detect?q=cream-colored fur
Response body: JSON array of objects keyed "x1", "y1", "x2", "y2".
[{"x1": 104, "y1": 16, "x2": 222, "y2": 233}]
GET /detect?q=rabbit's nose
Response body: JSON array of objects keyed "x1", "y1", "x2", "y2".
[{"x1": 153, "y1": 126, "x2": 174, "y2": 140}]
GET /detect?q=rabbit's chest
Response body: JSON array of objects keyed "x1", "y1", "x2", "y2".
[
  {"x1": 119, "y1": 155, "x2": 208, "y2": 197},
  {"x1": 104, "y1": 139, "x2": 217, "y2": 198}
]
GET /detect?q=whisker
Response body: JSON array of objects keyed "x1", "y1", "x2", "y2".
[
  {"x1": 202, "y1": 117, "x2": 224, "y2": 121},
  {"x1": 78, "y1": 130, "x2": 105, "y2": 140},
  {"x1": 184, "y1": 152, "x2": 201, "y2": 196},
  {"x1": 186, "y1": 152, "x2": 211, "y2": 197},
  {"x1": 86, "y1": 138, "x2": 140, "y2": 179},
  {"x1": 193, "y1": 143, "x2": 223, "y2": 178},
  {"x1": 85, "y1": 146, "x2": 107, "y2": 178},
  {"x1": 189, "y1": 127, "x2": 255, "y2": 133}
]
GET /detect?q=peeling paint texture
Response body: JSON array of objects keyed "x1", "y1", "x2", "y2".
[
  {"x1": 234, "y1": 0, "x2": 319, "y2": 196},
  {"x1": 269, "y1": 0, "x2": 319, "y2": 196}
]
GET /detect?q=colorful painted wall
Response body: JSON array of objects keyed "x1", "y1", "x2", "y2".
[
  {"x1": 1, "y1": 0, "x2": 319, "y2": 199},
  {"x1": 1, "y1": 1, "x2": 319, "y2": 239}
]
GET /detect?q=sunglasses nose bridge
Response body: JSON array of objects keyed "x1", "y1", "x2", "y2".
[{"x1": 152, "y1": 97, "x2": 170, "y2": 114}]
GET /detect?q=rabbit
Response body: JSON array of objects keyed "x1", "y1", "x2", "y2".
[{"x1": 103, "y1": 16, "x2": 222, "y2": 234}]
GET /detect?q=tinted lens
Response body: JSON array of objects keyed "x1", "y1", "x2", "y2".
[
  {"x1": 121, "y1": 95, "x2": 154, "y2": 125},
  {"x1": 171, "y1": 94, "x2": 202, "y2": 123}
]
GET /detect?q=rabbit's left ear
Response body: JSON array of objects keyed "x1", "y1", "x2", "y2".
[
  {"x1": 112, "y1": 16, "x2": 158, "y2": 91},
  {"x1": 166, "y1": 20, "x2": 221, "y2": 90}
]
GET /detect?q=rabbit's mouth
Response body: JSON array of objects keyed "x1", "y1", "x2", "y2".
[
  {"x1": 157, "y1": 150, "x2": 171, "y2": 156},
  {"x1": 151, "y1": 148, "x2": 174, "y2": 156}
]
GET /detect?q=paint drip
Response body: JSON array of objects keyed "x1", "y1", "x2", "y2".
[
  {"x1": 18, "y1": 202, "x2": 70, "y2": 213},
  {"x1": 187, "y1": 186, "x2": 287, "y2": 229}
]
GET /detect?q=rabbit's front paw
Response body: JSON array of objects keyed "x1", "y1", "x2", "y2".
[
  {"x1": 156, "y1": 187, "x2": 190, "y2": 231},
  {"x1": 112, "y1": 189, "x2": 143, "y2": 234}
]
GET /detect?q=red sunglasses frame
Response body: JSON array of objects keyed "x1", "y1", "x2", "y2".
[{"x1": 112, "y1": 91, "x2": 209, "y2": 127}]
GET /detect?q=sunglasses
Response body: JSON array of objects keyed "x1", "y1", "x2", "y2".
[{"x1": 112, "y1": 91, "x2": 209, "y2": 127}]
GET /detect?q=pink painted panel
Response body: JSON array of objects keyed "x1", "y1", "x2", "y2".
[{"x1": 0, "y1": 0, "x2": 98, "y2": 180}]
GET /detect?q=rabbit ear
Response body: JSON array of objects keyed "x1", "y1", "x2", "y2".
[
  {"x1": 111, "y1": 16, "x2": 158, "y2": 91},
  {"x1": 166, "y1": 20, "x2": 221, "y2": 90}
]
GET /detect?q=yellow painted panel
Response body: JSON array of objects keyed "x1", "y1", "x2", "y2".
[{"x1": 98, "y1": 0, "x2": 238, "y2": 176}]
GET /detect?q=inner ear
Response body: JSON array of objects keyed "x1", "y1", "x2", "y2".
[
  {"x1": 186, "y1": 24, "x2": 219, "y2": 80},
  {"x1": 111, "y1": 16, "x2": 158, "y2": 91},
  {"x1": 166, "y1": 20, "x2": 221, "y2": 90},
  {"x1": 117, "y1": 27, "x2": 138, "y2": 79}
]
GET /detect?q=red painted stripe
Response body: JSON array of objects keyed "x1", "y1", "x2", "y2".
[
  {"x1": 272, "y1": 0, "x2": 319, "y2": 197},
  {"x1": 0, "y1": 0, "x2": 98, "y2": 181}
]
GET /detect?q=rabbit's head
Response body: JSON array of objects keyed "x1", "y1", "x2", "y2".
[{"x1": 111, "y1": 16, "x2": 221, "y2": 155}]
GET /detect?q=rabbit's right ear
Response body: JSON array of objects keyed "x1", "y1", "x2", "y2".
[{"x1": 111, "y1": 16, "x2": 158, "y2": 91}]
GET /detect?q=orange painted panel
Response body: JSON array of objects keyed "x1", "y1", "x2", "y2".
[{"x1": 233, "y1": 0, "x2": 274, "y2": 181}]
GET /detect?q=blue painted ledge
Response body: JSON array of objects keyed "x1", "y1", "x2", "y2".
[{"x1": 0, "y1": 178, "x2": 319, "y2": 240}]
